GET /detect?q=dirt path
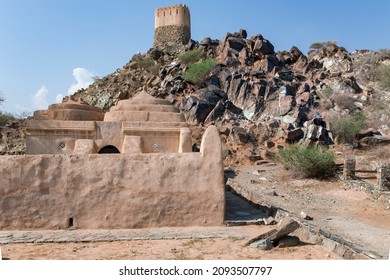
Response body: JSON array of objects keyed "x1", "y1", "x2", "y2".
[
  {"x1": 229, "y1": 164, "x2": 390, "y2": 258},
  {"x1": 1, "y1": 234, "x2": 337, "y2": 260}
]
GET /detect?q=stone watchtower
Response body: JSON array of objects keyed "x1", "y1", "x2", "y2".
[{"x1": 153, "y1": 4, "x2": 191, "y2": 53}]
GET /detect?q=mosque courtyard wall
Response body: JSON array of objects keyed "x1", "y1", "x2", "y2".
[{"x1": 0, "y1": 126, "x2": 225, "y2": 229}]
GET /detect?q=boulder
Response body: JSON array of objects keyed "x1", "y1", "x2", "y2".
[
  {"x1": 204, "y1": 100, "x2": 225, "y2": 123},
  {"x1": 227, "y1": 37, "x2": 247, "y2": 52},
  {"x1": 253, "y1": 38, "x2": 275, "y2": 56},
  {"x1": 278, "y1": 95, "x2": 294, "y2": 116},
  {"x1": 287, "y1": 128, "x2": 304, "y2": 142},
  {"x1": 207, "y1": 84, "x2": 227, "y2": 100},
  {"x1": 246, "y1": 218, "x2": 300, "y2": 249},
  {"x1": 200, "y1": 37, "x2": 212, "y2": 46},
  {"x1": 233, "y1": 29, "x2": 247, "y2": 39},
  {"x1": 277, "y1": 235, "x2": 300, "y2": 248},
  {"x1": 231, "y1": 126, "x2": 249, "y2": 143},
  {"x1": 179, "y1": 95, "x2": 216, "y2": 124},
  {"x1": 258, "y1": 55, "x2": 279, "y2": 73},
  {"x1": 147, "y1": 48, "x2": 164, "y2": 60},
  {"x1": 276, "y1": 70, "x2": 294, "y2": 81},
  {"x1": 249, "y1": 238, "x2": 274, "y2": 250},
  {"x1": 269, "y1": 218, "x2": 301, "y2": 243},
  {"x1": 290, "y1": 46, "x2": 305, "y2": 62},
  {"x1": 359, "y1": 135, "x2": 390, "y2": 146},
  {"x1": 225, "y1": 101, "x2": 243, "y2": 115},
  {"x1": 197, "y1": 88, "x2": 222, "y2": 106}
]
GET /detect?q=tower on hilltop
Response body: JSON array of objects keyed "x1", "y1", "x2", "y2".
[{"x1": 153, "y1": 4, "x2": 191, "y2": 53}]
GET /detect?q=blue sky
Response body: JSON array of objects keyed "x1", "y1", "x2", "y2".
[{"x1": 1, "y1": 0, "x2": 389, "y2": 115}]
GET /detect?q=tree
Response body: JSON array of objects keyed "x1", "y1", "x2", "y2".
[
  {"x1": 309, "y1": 41, "x2": 338, "y2": 50},
  {"x1": 0, "y1": 91, "x2": 4, "y2": 104}
]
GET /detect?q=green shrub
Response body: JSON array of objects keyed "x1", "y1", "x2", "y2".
[
  {"x1": 178, "y1": 49, "x2": 203, "y2": 64},
  {"x1": 0, "y1": 111, "x2": 16, "y2": 126},
  {"x1": 370, "y1": 64, "x2": 390, "y2": 91},
  {"x1": 135, "y1": 57, "x2": 160, "y2": 74},
  {"x1": 182, "y1": 58, "x2": 216, "y2": 85},
  {"x1": 278, "y1": 144, "x2": 335, "y2": 179},
  {"x1": 330, "y1": 113, "x2": 366, "y2": 144}
]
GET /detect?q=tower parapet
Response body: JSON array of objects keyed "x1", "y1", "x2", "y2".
[{"x1": 153, "y1": 4, "x2": 191, "y2": 54}]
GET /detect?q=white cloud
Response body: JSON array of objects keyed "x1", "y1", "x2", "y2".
[
  {"x1": 67, "y1": 67, "x2": 95, "y2": 95},
  {"x1": 55, "y1": 93, "x2": 65, "y2": 103},
  {"x1": 15, "y1": 104, "x2": 33, "y2": 117},
  {"x1": 18, "y1": 67, "x2": 95, "y2": 115},
  {"x1": 32, "y1": 85, "x2": 49, "y2": 110}
]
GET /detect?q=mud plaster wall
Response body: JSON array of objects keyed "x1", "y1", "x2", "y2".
[
  {"x1": 0, "y1": 126, "x2": 225, "y2": 230},
  {"x1": 154, "y1": 5, "x2": 190, "y2": 29}
]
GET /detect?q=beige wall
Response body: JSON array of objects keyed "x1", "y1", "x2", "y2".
[
  {"x1": 26, "y1": 120, "x2": 191, "y2": 154},
  {"x1": 26, "y1": 120, "x2": 96, "y2": 154},
  {"x1": 155, "y1": 5, "x2": 190, "y2": 29},
  {"x1": 0, "y1": 126, "x2": 224, "y2": 229}
]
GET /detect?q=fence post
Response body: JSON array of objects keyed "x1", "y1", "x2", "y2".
[
  {"x1": 377, "y1": 162, "x2": 390, "y2": 191},
  {"x1": 343, "y1": 156, "x2": 356, "y2": 180}
]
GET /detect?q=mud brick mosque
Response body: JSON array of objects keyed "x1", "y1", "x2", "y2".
[{"x1": 0, "y1": 4, "x2": 225, "y2": 230}]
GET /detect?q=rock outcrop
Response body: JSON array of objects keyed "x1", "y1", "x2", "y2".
[{"x1": 3, "y1": 29, "x2": 390, "y2": 164}]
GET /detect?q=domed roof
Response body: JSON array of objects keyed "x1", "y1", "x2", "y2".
[
  {"x1": 33, "y1": 96, "x2": 104, "y2": 121},
  {"x1": 104, "y1": 91, "x2": 187, "y2": 124}
]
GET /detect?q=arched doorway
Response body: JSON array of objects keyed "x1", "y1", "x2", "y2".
[{"x1": 98, "y1": 145, "x2": 120, "y2": 154}]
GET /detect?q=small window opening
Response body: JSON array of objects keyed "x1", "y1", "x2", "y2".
[
  {"x1": 59, "y1": 142, "x2": 65, "y2": 149},
  {"x1": 170, "y1": 10, "x2": 172, "y2": 15},
  {"x1": 164, "y1": 11, "x2": 165, "y2": 16},
  {"x1": 68, "y1": 217, "x2": 73, "y2": 228},
  {"x1": 176, "y1": 9, "x2": 178, "y2": 14}
]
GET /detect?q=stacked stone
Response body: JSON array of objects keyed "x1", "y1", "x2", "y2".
[{"x1": 153, "y1": 25, "x2": 190, "y2": 54}]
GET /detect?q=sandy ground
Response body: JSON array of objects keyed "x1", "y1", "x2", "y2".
[
  {"x1": 229, "y1": 162, "x2": 390, "y2": 259},
  {"x1": 1, "y1": 237, "x2": 337, "y2": 260}
]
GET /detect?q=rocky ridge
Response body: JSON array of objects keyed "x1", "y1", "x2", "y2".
[{"x1": 2, "y1": 30, "x2": 390, "y2": 164}]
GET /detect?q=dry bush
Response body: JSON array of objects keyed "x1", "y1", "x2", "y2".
[
  {"x1": 333, "y1": 94, "x2": 357, "y2": 112},
  {"x1": 318, "y1": 86, "x2": 335, "y2": 110},
  {"x1": 309, "y1": 41, "x2": 337, "y2": 50},
  {"x1": 370, "y1": 64, "x2": 390, "y2": 91},
  {"x1": 135, "y1": 57, "x2": 160, "y2": 74},
  {"x1": 178, "y1": 49, "x2": 204, "y2": 64},
  {"x1": 330, "y1": 113, "x2": 367, "y2": 144},
  {"x1": 366, "y1": 145, "x2": 390, "y2": 160},
  {"x1": 278, "y1": 144, "x2": 335, "y2": 179}
]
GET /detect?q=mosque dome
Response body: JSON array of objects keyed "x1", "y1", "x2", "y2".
[
  {"x1": 104, "y1": 91, "x2": 187, "y2": 125},
  {"x1": 33, "y1": 97, "x2": 104, "y2": 121}
]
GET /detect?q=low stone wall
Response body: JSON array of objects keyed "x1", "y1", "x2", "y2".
[{"x1": 0, "y1": 126, "x2": 225, "y2": 230}]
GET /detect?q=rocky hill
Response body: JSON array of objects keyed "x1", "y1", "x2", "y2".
[{"x1": 2, "y1": 29, "x2": 390, "y2": 164}]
